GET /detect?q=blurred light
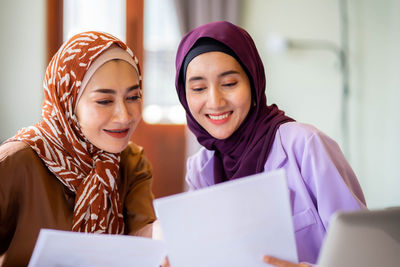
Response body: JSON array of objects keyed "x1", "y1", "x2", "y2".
[
  {"x1": 266, "y1": 34, "x2": 289, "y2": 53},
  {"x1": 143, "y1": 105, "x2": 163, "y2": 124},
  {"x1": 167, "y1": 105, "x2": 186, "y2": 124},
  {"x1": 143, "y1": 104, "x2": 186, "y2": 124}
]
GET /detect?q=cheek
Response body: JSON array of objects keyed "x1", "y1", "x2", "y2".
[
  {"x1": 78, "y1": 104, "x2": 109, "y2": 130},
  {"x1": 236, "y1": 90, "x2": 252, "y2": 112},
  {"x1": 240, "y1": 97, "x2": 252, "y2": 113},
  {"x1": 186, "y1": 95, "x2": 202, "y2": 116},
  {"x1": 131, "y1": 104, "x2": 142, "y2": 121}
]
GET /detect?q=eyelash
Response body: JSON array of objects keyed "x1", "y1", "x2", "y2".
[
  {"x1": 223, "y1": 82, "x2": 237, "y2": 87},
  {"x1": 96, "y1": 95, "x2": 141, "y2": 105},
  {"x1": 127, "y1": 95, "x2": 141, "y2": 101},
  {"x1": 191, "y1": 81, "x2": 237, "y2": 92},
  {"x1": 192, "y1": 87, "x2": 206, "y2": 92},
  {"x1": 96, "y1": 100, "x2": 112, "y2": 105}
]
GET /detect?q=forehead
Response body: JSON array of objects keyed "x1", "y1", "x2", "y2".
[
  {"x1": 83, "y1": 60, "x2": 139, "y2": 92},
  {"x1": 90, "y1": 60, "x2": 139, "y2": 82},
  {"x1": 186, "y1": 51, "x2": 245, "y2": 78},
  {"x1": 94, "y1": 59, "x2": 138, "y2": 75}
]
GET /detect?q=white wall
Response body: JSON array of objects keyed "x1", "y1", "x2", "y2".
[
  {"x1": 348, "y1": 0, "x2": 400, "y2": 208},
  {"x1": 0, "y1": 0, "x2": 45, "y2": 142},
  {"x1": 242, "y1": 0, "x2": 400, "y2": 208},
  {"x1": 243, "y1": 0, "x2": 344, "y2": 147}
]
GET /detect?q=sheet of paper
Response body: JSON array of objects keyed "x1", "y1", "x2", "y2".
[
  {"x1": 154, "y1": 169, "x2": 298, "y2": 267},
  {"x1": 28, "y1": 229, "x2": 166, "y2": 267}
]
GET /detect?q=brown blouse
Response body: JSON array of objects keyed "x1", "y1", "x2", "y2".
[{"x1": 0, "y1": 141, "x2": 156, "y2": 266}]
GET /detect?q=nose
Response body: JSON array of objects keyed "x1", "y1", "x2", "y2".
[
  {"x1": 206, "y1": 86, "x2": 225, "y2": 109},
  {"x1": 112, "y1": 100, "x2": 131, "y2": 123}
]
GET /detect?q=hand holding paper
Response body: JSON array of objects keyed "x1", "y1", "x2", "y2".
[{"x1": 154, "y1": 169, "x2": 298, "y2": 267}]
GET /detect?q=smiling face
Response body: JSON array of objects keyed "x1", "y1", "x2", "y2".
[
  {"x1": 76, "y1": 60, "x2": 141, "y2": 153},
  {"x1": 185, "y1": 51, "x2": 252, "y2": 140}
]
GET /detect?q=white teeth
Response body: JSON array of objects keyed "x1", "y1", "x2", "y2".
[{"x1": 208, "y1": 113, "x2": 229, "y2": 120}]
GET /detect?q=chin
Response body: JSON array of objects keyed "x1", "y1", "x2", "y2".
[
  {"x1": 101, "y1": 142, "x2": 129, "y2": 154},
  {"x1": 210, "y1": 132, "x2": 231, "y2": 140}
]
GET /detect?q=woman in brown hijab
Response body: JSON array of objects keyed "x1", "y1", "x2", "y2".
[{"x1": 0, "y1": 31, "x2": 156, "y2": 266}]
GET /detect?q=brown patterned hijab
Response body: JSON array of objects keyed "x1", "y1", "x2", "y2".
[{"x1": 6, "y1": 32, "x2": 141, "y2": 234}]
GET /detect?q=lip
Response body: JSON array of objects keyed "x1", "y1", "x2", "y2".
[
  {"x1": 206, "y1": 111, "x2": 232, "y2": 125},
  {"x1": 103, "y1": 128, "x2": 130, "y2": 138}
]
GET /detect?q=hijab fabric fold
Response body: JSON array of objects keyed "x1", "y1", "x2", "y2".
[
  {"x1": 175, "y1": 21, "x2": 294, "y2": 183},
  {"x1": 6, "y1": 31, "x2": 141, "y2": 234}
]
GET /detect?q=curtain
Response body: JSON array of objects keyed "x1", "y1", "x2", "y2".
[{"x1": 174, "y1": 0, "x2": 241, "y2": 35}]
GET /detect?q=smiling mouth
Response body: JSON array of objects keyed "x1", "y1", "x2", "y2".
[
  {"x1": 206, "y1": 111, "x2": 232, "y2": 123},
  {"x1": 103, "y1": 128, "x2": 130, "y2": 138}
]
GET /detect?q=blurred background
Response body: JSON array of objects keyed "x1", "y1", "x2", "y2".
[{"x1": 0, "y1": 0, "x2": 399, "y2": 209}]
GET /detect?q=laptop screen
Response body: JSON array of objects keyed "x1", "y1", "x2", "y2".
[{"x1": 318, "y1": 207, "x2": 400, "y2": 267}]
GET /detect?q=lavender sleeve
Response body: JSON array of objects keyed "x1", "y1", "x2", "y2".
[
  {"x1": 185, "y1": 147, "x2": 215, "y2": 191},
  {"x1": 297, "y1": 128, "x2": 367, "y2": 228}
]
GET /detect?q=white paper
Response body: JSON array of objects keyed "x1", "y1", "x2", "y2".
[
  {"x1": 28, "y1": 229, "x2": 166, "y2": 267},
  {"x1": 154, "y1": 169, "x2": 298, "y2": 267}
]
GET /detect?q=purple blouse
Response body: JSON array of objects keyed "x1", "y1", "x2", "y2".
[{"x1": 185, "y1": 122, "x2": 366, "y2": 264}]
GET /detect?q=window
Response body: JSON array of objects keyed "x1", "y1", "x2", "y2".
[
  {"x1": 143, "y1": 0, "x2": 185, "y2": 124},
  {"x1": 63, "y1": 0, "x2": 126, "y2": 42}
]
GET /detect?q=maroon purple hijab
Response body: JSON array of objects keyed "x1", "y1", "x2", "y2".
[{"x1": 175, "y1": 21, "x2": 294, "y2": 183}]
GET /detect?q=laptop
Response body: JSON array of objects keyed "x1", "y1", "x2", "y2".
[{"x1": 317, "y1": 207, "x2": 400, "y2": 267}]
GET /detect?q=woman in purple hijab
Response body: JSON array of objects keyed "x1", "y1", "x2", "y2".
[{"x1": 175, "y1": 21, "x2": 366, "y2": 266}]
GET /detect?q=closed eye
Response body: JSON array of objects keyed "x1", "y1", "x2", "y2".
[
  {"x1": 96, "y1": 99, "x2": 113, "y2": 105},
  {"x1": 223, "y1": 82, "x2": 237, "y2": 87},
  {"x1": 127, "y1": 95, "x2": 141, "y2": 101},
  {"x1": 192, "y1": 87, "x2": 206, "y2": 92}
]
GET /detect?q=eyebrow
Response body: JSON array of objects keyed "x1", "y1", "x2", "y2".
[
  {"x1": 218, "y1": 70, "x2": 240, "y2": 78},
  {"x1": 187, "y1": 70, "x2": 240, "y2": 82},
  {"x1": 92, "y1": 84, "x2": 139, "y2": 94}
]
